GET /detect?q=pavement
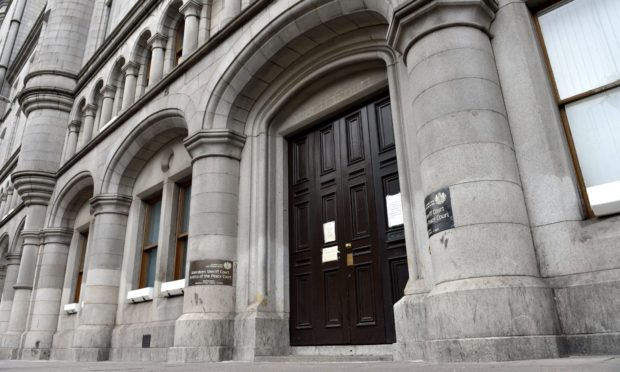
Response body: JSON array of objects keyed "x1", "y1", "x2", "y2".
[{"x1": 0, "y1": 356, "x2": 619, "y2": 372}]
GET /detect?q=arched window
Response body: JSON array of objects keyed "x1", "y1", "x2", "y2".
[{"x1": 174, "y1": 19, "x2": 184, "y2": 67}]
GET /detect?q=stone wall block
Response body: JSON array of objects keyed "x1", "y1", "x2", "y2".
[{"x1": 430, "y1": 224, "x2": 539, "y2": 284}]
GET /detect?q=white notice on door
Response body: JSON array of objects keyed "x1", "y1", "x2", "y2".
[
  {"x1": 322, "y1": 246, "x2": 339, "y2": 263},
  {"x1": 386, "y1": 193, "x2": 404, "y2": 227},
  {"x1": 323, "y1": 221, "x2": 336, "y2": 243}
]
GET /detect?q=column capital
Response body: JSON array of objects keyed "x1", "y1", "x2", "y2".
[
  {"x1": 90, "y1": 194, "x2": 132, "y2": 216},
  {"x1": 21, "y1": 229, "x2": 42, "y2": 246},
  {"x1": 5, "y1": 252, "x2": 21, "y2": 264},
  {"x1": 11, "y1": 171, "x2": 56, "y2": 206},
  {"x1": 180, "y1": 0, "x2": 202, "y2": 18},
  {"x1": 122, "y1": 61, "x2": 140, "y2": 76},
  {"x1": 83, "y1": 103, "x2": 97, "y2": 117},
  {"x1": 100, "y1": 84, "x2": 117, "y2": 98},
  {"x1": 69, "y1": 119, "x2": 81, "y2": 132},
  {"x1": 387, "y1": 0, "x2": 498, "y2": 58},
  {"x1": 148, "y1": 33, "x2": 169, "y2": 49},
  {"x1": 184, "y1": 129, "x2": 246, "y2": 162},
  {"x1": 41, "y1": 227, "x2": 73, "y2": 245}
]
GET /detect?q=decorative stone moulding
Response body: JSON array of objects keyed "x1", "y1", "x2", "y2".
[
  {"x1": 64, "y1": 302, "x2": 80, "y2": 315},
  {"x1": 127, "y1": 287, "x2": 154, "y2": 303},
  {"x1": 161, "y1": 279, "x2": 185, "y2": 297}
]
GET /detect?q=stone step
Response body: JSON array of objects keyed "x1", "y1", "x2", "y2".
[
  {"x1": 255, "y1": 355, "x2": 393, "y2": 362},
  {"x1": 255, "y1": 345, "x2": 395, "y2": 362}
]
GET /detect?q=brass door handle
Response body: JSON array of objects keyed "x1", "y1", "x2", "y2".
[
  {"x1": 345, "y1": 243, "x2": 352, "y2": 249},
  {"x1": 346, "y1": 253, "x2": 354, "y2": 267}
]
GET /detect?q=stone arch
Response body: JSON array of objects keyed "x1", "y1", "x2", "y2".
[
  {"x1": 71, "y1": 97, "x2": 87, "y2": 122},
  {"x1": 131, "y1": 29, "x2": 153, "y2": 96},
  {"x1": 89, "y1": 79, "x2": 104, "y2": 106},
  {"x1": 0, "y1": 233, "x2": 8, "y2": 257},
  {"x1": 100, "y1": 108, "x2": 188, "y2": 195},
  {"x1": 156, "y1": 0, "x2": 184, "y2": 70},
  {"x1": 107, "y1": 56, "x2": 127, "y2": 115},
  {"x1": 202, "y1": 0, "x2": 395, "y2": 133},
  {"x1": 47, "y1": 172, "x2": 95, "y2": 229},
  {"x1": 9, "y1": 217, "x2": 25, "y2": 254}
]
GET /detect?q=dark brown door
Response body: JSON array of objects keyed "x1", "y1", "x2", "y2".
[{"x1": 289, "y1": 95, "x2": 408, "y2": 346}]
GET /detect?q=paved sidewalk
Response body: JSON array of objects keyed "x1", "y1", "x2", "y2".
[{"x1": 0, "y1": 356, "x2": 618, "y2": 372}]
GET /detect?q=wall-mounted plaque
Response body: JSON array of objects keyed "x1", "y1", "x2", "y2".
[
  {"x1": 425, "y1": 187, "x2": 454, "y2": 237},
  {"x1": 188, "y1": 259, "x2": 234, "y2": 286}
]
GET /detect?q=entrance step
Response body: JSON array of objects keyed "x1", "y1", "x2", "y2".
[{"x1": 256, "y1": 345, "x2": 394, "y2": 362}]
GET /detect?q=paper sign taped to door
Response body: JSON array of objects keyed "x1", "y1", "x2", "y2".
[
  {"x1": 322, "y1": 246, "x2": 339, "y2": 263},
  {"x1": 323, "y1": 221, "x2": 336, "y2": 243},
  {"x1": 386, "y1": 193, "x2": 404, "y2": 227}
]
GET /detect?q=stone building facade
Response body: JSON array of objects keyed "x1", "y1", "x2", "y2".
[{"x1": 0, "y1": 0, "x2": 616, "y2": 363}]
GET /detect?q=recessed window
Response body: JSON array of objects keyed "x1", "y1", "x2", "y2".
[
  {"x1": 74, "y1": 230, "x2": 88, "y2": 303},
  {"x1": 140, "y1": 196, "x2": 161, "y2": 288},
  {"x1": 174, "y1": 184, "x2": 191, "y2": 280},
  {"x1": 537, "y1": 0, "x2": 620, "y2": 217},
  {"x1": 174, "y1": 19, "x2": 184, "y2": 66}
]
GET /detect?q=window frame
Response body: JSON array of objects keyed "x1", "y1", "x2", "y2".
[
  {"x1": 533, "y1": 0, "x2": 620, "y2": 218},
  {"x1": 139, "y1": 195, "x2": 162, "y2": 288},
  {"x1": 173, "y1": 182, "x2": 191, "y2": 280},
  {"x1": 73, "y1": 229, "x2": 89, "y2": 303},
  {"x1": 174, "y1": 18, "x2": 185, "y2": 67}
]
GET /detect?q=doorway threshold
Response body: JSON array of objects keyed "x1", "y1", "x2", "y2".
[{"x1": 255, "y1": 345, "x2": 394, "y2": 362}]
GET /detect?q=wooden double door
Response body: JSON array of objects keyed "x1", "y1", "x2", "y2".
[{"x1": 288, "y1": 95, "x2": 409, "y2": 346}]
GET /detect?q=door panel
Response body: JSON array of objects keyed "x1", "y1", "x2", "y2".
[{"x1": 289, "y1": 95, "x2": 408, "y2": 346}]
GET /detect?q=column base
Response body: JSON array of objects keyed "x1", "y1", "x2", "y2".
[
  {"x1": 563, "y1": 332, "x2": 620, "y2": 356},
  {"x1": 167, "y1": 346, "x2": 232, "y2": 362},
  {"x1": 70, "y1": 325, "x2": 113, "y2": 361},
  {"x1": 233, "y1": 308, "x2": 289, "y2": 361},
  {"x1": 19, "y1": 348, "x2": 50, "y2": 360},
  {"x1": 426, "y1": 335, "x2": 562, "y2": 362},
  {"x1": 393, "y1": 291, "x2": 427, "y2": 361},
  {"x1": 170, "y1": 313, "x2": 234, "y2": 362},
  {"x1": 0, "y1": 331, "x2": 21, "y2": 359},
  {"x1": 71, "y1": 347, "x2": 110, "y2": 361},
  {"x1": 20, "y1": 330, "x2": 54, "y2": 360}
]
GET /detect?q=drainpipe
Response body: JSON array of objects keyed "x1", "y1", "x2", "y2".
[{"x1": 0, "y1": 0, "x2": 26, "y2": 93}]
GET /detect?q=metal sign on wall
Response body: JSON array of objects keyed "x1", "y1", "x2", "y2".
[
  {"x1": 188, "y1": 259, "x2": 234, "y2": 286},
  {"x1": 425, "y1": 187, "x2": 454, "y2": 237}
]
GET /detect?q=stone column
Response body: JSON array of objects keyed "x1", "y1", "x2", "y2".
[
  {"x1": 180, "y1": 0, "x2": 202, "y2": 59},
  {"x1": 98, "y1": 85, "x2": 116, "y2": 130},
  {"x1": 220, "y1": 0, "x2": 241, "y2": 28},
  {"x1": 198, "y1": 0, "x2": 211, "y2": 44},
  {"x1": 21, "y1": 228, "x2": 72, "y2": 360},
  {"x1": 78, "y1": 105, "x2": 97, "y2": 148},
  {"x1": 0, "y1": 192, "x2": 6, "y2": 219},
  {"x1": 1, "y1": 229, "x2": 42, "y2": 357},
  {"x1": 4, "y1": 187, "x2": 14, "y2": 216},
  {"x1": 147, "y1": 33, "x2": 168, "y2": 85},
  {"x1": 121, "y1": 62, "x2": 139, "y2": 109},
  {"x1": 387, "y1": 0, "x2": 559, "y2": 362},
  {"x1": 0, "y1": 253, "x2": 21, "y2": 333},
  {"x1": 169, "y1": 129, "x2": 245, "y2": 362},
  {"x1": 71, "y1": 194, "x2": 131, "y2": 362},
  {"x1": 0, "y1": 0, "x2": 25, "y2": 89},
  {"x1": 65, "y1": 120, "x2": 81, "y2": 160}
]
